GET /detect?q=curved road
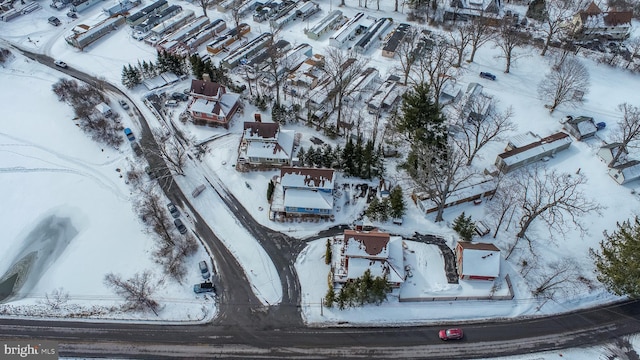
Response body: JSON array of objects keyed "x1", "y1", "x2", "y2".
[{"x1": 6, "y1": 46, "x2": 640, "y2": 359}]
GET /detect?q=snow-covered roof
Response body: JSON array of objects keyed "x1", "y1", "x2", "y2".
[
  {"x1": 244, "y1": 126, "x2": 295, "y2": 160},
  {"x1": 458, "y1": 242, "x2": 500, "y2": 278},
  {"x1": 345, "y1": 236, "x2": 404, "y2": 283},
  {"x1": 344, "y1": 230, "x2": 390, "y2": 258},
  {"x1": 499, "y1": 132, "x2": 572, "y2": 167},
  {"x1": 508, "y1": 131, "x2": 540, "y2": 149},
  {"x1": 283, "y1": 188, "x2": 333, "y2": 210},
  {"x1": 280, "y1": 167, "x2": 334, "y2": 190}
]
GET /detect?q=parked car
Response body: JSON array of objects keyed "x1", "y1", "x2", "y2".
[
  {"x1": 171, "y1": 92, "x2": 189, "y2": 101},
  {"x1": 596, "y1": 122, "x2": 606, "y2": 130},
  {"x1": 192, "y1": 184, "x2": 206, "y2": 198},
  {"x1": 199, "y1": 261, "x2": 211, "y2": 280},
  {"x1": 53, "y1": 60, "x2": 67, "y2": 68},
  {"x1": 167, "y1": 202, "x2": 180, "y2": 218},
  {"x1": 67, "y1": 11, "x2": 77, "y2": 18},
  {"x1": 124, "y1": 128, "x2": 135, "y2": 141},
  {"x1": 165, "y1": 99, "x2": 179, "y2": 107},
  {"x1": 119, "y1": 99, "x2": 129, "y2": 110},
  {"x1": 479, "y1": 72, "x2": 496, "y2": 81},
  {"x1": 193, "y1": 281, "x2": 215, "y2": 294},
  {"x1": 48, "y1": 16, "x2": 61, "y2": 26},
  {"x1": 174, "y1": 218, "x2": 187, "y2": 234},
  {"x1": 439, "y1": 328, "x2": 464, "y2": 341}
]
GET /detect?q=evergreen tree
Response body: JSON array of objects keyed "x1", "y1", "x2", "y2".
[
  {"x1": 337, "y1": 287, "x2": 347, "y2": 310},
  {"x1": 324, "y1": 283, "x2": 335, "y2": 308},
  {"x1": 379, "y1": 198, "x2": 390, "y2": 222},
  {"x1": 297, "y1": 147, "x2": 305, "y2": 164},
  {"x1": 322, "y1": 144, "x2": 334, "y2": 168},
  {"x1": 591, "y1": 217, "x2": 640, "y2": 297},
  {"x1": 342, "y1": 137, "x2": 355, "y2": 176},
  {"x1": 190, "y1": 54, "x2": 205, "y2": 79},
  {"x1": 333, "y1": 144, "x2": 343, "y2": 169},
  {"x1": 361, "y1": 139, "x2": 374, "y2": 179},
  {"x1": 304, "y1": 147, "x2": 315, "y2": 167},
  {"x1": 389, "y1": 186, "x2": 406, "y2": 219},
  {"x1": 453, "y1": 212, "x2": 475, "y2": 242},
  {"x1": 267, "y1": 180, "x2": 275, "y2": 202},
  {"x1": 325, "y1": 239, "x2": 332, "y2": 265},
  {"x1": 366, "y1": 196, "x2": 381, "y2": 220},
  {"x1": 353, "y1": 136, "x2": 363, "y2": 177},
  {"x1": 122, "y1": 65, "x2": 135, "y2": 89}
]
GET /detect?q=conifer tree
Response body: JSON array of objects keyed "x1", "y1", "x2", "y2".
[
  {"x1": 591, "y1": 217, "x2": 640, "y2": 297},
  {"x1": 389, "y1": 186, "x2": 406, "y2": 219},
  {"x1": 453, "y1": 212, "x2": 475, "y2": 242},
  {"x1": 342, "y1": 137, "x2": 355, "y2": 176},
  {"x1": 324, "y1": 283, "x2": 335, "y2": 308},
  {"x1": 325, "y1": 239, "x2": 332, "y2": 265}
]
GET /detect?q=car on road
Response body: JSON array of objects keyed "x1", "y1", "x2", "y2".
[
  {"x1": 167, "y1": 202, "x2": 180, "y2": 218},
  {"x1": 165, "y1": 99, "x2": 179, "y2": 107},
  {"x1": 124, "y1": 128, "x2": 135, "y2": 141},
  {"x1": 48, "y1": 16, "x2": 61, "y2": 26},
  {"x1": 479, "y1": 72, "x2": 496, "y2": 81},
  {"x1": 171, "y1": 92, "x2": 189, "y2": 101},
  {"x1": 119, "y1": 99, "x2": 129, "y2": 110},
  {"x1": 53, "y1": 60, "x2": 68, "y2": 68},
  {"x1": 439, "y1": 328, "x2": 463, "y2": 341},
  {"x1": 193, "y1": 281, "x2": 215, "y2": 294},
  {"x1": 199, "y1": 261, "x2": 211, "y2": 280},
  {"x1": 174, "y1": 218, "x2": 188, "y2": 234}
]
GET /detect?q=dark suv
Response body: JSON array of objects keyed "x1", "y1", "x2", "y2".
[
  {"x1": 174, "y1": 219, "x2": 187, "y2": 234},
  {"x1": 479, "y1": 72, "x2": 496, "y2": 81}
]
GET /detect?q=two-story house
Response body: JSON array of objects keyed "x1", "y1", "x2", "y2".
[
  {"x1": 187, "y1": 78, "x2": 240, "y2": 128},
  {"x1": 237, "y1": 120, "x2": 295, "y2": 171},
  {"x1": 270, "y1": 166, "x2": 335, "y2": 219}
]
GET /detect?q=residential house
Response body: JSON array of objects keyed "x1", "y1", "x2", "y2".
[
  {"x1": 206, "y1": 23, "x2": 251, "y2": 55},
  {"x1": 184, "y1": 19, "x2": 227, "y2": 53},
  {"x1": 134, "y1": 5, "x2": 182, "y2": 33},
  {"x1": 563, "y1": 115, "x2": 597, "y2": 141},
  {"x1": 148, "y1": 10, "x2": 195, "y2": 42},
  {"x1": 367, "y1": 75, "x2": 403, "y2": 114},
  {"x1": 66, "y1": 15, "x2": 126, "y2": 50},
  {"x1": 220, "y1": 32, "x2": 273, "y2": 69},
  {"x1": 455, "y1": 242, "x2": 501, "y2": 281},
  {"x1": 126, "y1": 0, "x2": 168, "y2": 27},
  {"x1": 237, "y1": 120, "x2": 295, "y2": 171},
  {"x1": 331, "y1": 230, "x2": 405, "y2": 287},
  {"x1": 439, "y1": 82, "x2": 463, "y2": 106},
  {"x1": 295, "y1": 1, "x2": 320, "y2": 20},
  {"x1": 381, "y1": 23, "x2": 411, "y2": 58},
  {"x1": 104, "y1": 0, "x2": 140, "y2": 16},
  {"x1": 443, "y1": 0, "x2": 501, "y2": 22},
  {"x1": 345, "y1": 67, "x2": 380, "y2": 102},
  {"x1": 597, "y1": 142, "x2": 628, "y2": 165},
  {"x1": 286, "y1": 54, "x2": 324, "y2": 90},
  {"x1": 306, "y1": 10, "x2": 345, "y2": 40},
  {"x1": 329, "y1": 12, "x2": 374, "y2": 48},
  {"x1": 187, "y1": 79, "x2": 240, "y2": 128},
  {"x1": 571, "y1": 1, "x2": 632, "y2": 40},
  {"x1": 413, "y1": 175, "x2": 497, "y2": 215},
  {"x1": 495, "y1": 132, "x2": 572, "y2": 173},
  {"x1": 70, "y1": 0, "x2": 102, "y2": 12},
  {"x1": 353, "y1": 17, "x2": 393, "y2": 54},
  {"x1": 271, "y1": 167, "x2": 335, "y2": 218},
  {"x1": 609, "y1": 160, "x2": 640, "y2": 185},
  {"x1": 156, "y1": 16, "x2": 211, "y2": 54}
]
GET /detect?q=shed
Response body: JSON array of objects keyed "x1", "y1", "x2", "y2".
[
  {"x1": 563, "y1": 115, "x2": 597, "y2": 140},
  {"x1": 609, "y1": 160, "x2": 640, "y2": 185},
  {"x1": 95, "y1": 102, "x2": 112, "y2": 117}
]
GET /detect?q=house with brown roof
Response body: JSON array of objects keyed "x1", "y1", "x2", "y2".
[
  {"x1": 455, "y1": 242, "x2": 500, "y2": 281},
  {"x1": 187, "y1": 78, "x2": 240, "y2": 128},
  {"x1": 236, "y1": 120, "x2": 295, "y2": 171},
  {"x1": 269, "y1": 166, "x2": 336, "y2": 219},
  {"x1": 331, "y1": 230, "x2": 405, "y2": 287},
  {"x1": 495, "y1": 132, "x2": 572, "y2": 173},
  {"x1": 571, "y1": 1, "x2": 632, "y2": 40}
]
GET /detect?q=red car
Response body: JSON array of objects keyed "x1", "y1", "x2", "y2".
[{"x1": 439, "y1": 328, "x2": 463, "y2": 340}]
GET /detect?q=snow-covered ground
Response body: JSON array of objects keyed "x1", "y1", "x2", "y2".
[{"x1": 1, "y1": 2, "x2": 640, "y2": 359}]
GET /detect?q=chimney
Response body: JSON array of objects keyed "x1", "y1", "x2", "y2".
[
  {"x1": 254, "y1": 113, "x2": 262, "y2": 122},
  {"x1": 202, "y1": 73, "x2": 211, "y2": 82}
]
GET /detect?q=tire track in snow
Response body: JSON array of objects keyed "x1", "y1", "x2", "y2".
[{"x1": 0, "y1": 133, "x2": 128, "y2": 201}]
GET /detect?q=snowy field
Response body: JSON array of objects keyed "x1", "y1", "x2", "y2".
[{"x1": 1, "y1": 3, "x2": 640, "y2": 360}]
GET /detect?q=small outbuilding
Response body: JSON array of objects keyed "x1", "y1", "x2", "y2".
[
  {"x1": 95, "y1": 102, "x2": 112, "y2": 117},
  {"x1": 455, "y1": 242, "x2": 501, "y2": 281}
]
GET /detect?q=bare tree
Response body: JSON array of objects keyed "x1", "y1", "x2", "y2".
[
  {"x1": 104, "y1": 271, "x2": 160, "y2": 315},
  {"x1": 447, "y1": 25, "x2": 473, "y2": 67},
  {"x1": 41, "y1": 288, "x2": 69, "y2": 310},
  {"x1": 467, "y1": 14, "x2": 496, "y2": 63},
  {"x1": 538, "y1": 56, "x2": 590, "y2": 113},
  {"x1": 147, "y1": 129, "x2": 188, "y2": 176},
  {"x1": 452, "y1": 95, "x2": 516, "y2": 165},
  {"x1": 262, "y1": 36, "x2": 290, "y2": 106},
  {"x1": 485, "y1": 174, "x2": 519, "y2": 239},
  {"x1": 319, "y1": 48, "x2": 369, "y2": 135},
  {"x1": 539, "y1": 0, "x2": 574, "y2": 56},
  {"x1": 134, "y1": 185, "x2": 174, "y2": 245},
  {"x1": 395, "y1": 28, "x2": 422, "y2": 86},
  {"x1": 624, "y1": 36, "x2": 640, "y2": 70},
  {"x1": 529, "y1": 259, "x2": 582, "y2": 308},
  {"x1": 608, "y1": 103, "x2": 640, "y2": 167},
  {"x1": 411, "y1": 143, "x2": 477, "y2": 222},
  {"x1": 494, "y1": 22, "x2": 528, "y2": 73},
  {"x1": 198, "y1": 0, "x2": 214, "y2": 17},
  {"x1": 409, "y1": 34, "x2": 457, "y2": 107},
  {"x1": 506, "y1": 165, "x2": 603, "y2": 259}
]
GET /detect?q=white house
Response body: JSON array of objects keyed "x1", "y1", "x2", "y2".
[
  {"x1": 455, "y1": 242, "x2": 500, "y2": 281},
  {"x1": 495, "y1": 132, "x2": 572, "y2": 173},
  {"x1": 609, "y1": 160, "x2": 640, "y2": 185},
  {"x1": 597, "y1": 142, "x2": 628, "y2": 166},
  {"x1": 236, "y1": 120, "x2": 295, "y2": 171}
]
